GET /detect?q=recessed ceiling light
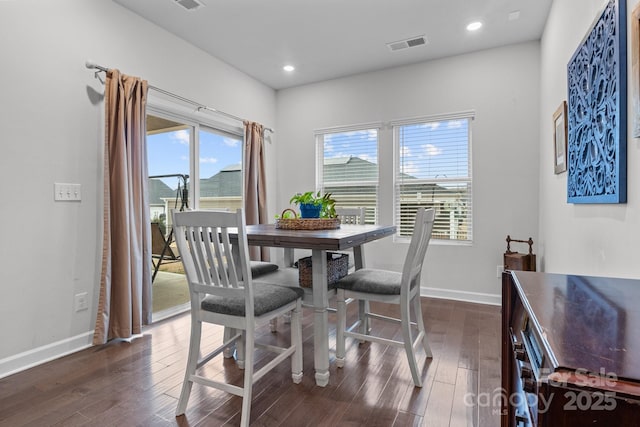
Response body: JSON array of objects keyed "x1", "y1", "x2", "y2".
[
  {"x1": 283, "y1": 65, "x2": 295, "y2": 72},
  {"x1": 466, "y1": 21, "x2": 483, "y2": 32}
]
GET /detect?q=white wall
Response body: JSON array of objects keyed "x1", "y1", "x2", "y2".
[
  {"x1": 539, "y1": 0, "x2": 640, "y2": 277},
  {"x1": 0, "y1": 0, "x2": 275, "y2": 376},
  {"x1": 275, "y1": 42, "x2": 541, "y2": 304}
]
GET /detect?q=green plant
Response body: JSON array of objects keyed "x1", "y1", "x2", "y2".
[
  {"x1": 289, "y1": 191, "x2": 336, "y2": 218},
  {"x1": 289, "y1": 191, "x2": 320, "y2": 206},
  {"x1": 275, "y1": 209, "x2": 298, "y2": 219}
]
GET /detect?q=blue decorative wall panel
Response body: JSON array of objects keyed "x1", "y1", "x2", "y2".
[{"x1": 567, "y1": 0, "x2": 627, "y2": 204}]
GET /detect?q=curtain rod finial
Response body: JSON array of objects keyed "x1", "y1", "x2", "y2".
[{"x1": 85, "y1": 60, "x2": 97, "y2": 69}]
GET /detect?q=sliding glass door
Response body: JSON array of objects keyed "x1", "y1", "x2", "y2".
[{"x1": 146, "y1": 110, "x2": 244, "y2": 321}]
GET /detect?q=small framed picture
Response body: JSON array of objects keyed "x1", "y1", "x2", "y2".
[{"x1": 553, "y1": 101, "x2": 568, "y2": 174}]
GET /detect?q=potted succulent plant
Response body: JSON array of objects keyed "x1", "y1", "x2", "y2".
[{"x1": 290, "y1": 191, "x2": 336, "y2": 219}]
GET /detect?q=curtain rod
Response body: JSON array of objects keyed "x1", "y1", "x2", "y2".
[{"x1": 85, "y1": 60, "x2": 274, "y2": 134}]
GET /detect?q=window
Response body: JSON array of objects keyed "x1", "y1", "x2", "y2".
[
  {"x1": 316, "y1": 125, "x2": 379, "y2": 223},
  {"x1": 147, "y1": 114, "x2": 192, "y2": 224},
  {"x1": 393, "y1": 113, "x2": 473, "y2": 242},
  {"x1": 197, "y1": 126, "x2": 243, "y2": 211},
  {"x1": 146, "y1": 110, "x2": 244, "y2": 223}
]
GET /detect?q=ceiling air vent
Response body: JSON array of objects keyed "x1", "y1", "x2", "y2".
[
  {"x1": 174, "y1": 0, "x2": 204, "y2": 11},
  {"x1": 386, "y1": 35, "x2": 428, "y2": 52}
]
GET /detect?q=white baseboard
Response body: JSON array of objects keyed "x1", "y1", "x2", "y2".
[
  {"x1": 0, "y1": 331, "x2": 94, "y2": 379},
  {"x1": 421, "y1": 286, "x2": 501, "y2": 306}
]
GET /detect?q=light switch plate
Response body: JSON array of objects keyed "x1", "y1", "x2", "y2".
[
  {"x1": 74, "y1": 292, "x2": 88, "y2": 311},
  {"x1": 54, "y1": 183, "x2": 81, "y2": 201}
]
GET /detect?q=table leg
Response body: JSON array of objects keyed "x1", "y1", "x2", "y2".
[
  {"x1": 312, "y1": 249, "x2": 330, "y2": 387},
  {"x1": 284, "y1": 247, "x2": 295, "y2": 267},
  {"x1": 353, "y1": 245, "x2": 365, "y2": 270}
]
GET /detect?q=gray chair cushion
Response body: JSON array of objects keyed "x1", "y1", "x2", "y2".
[
  {"x1": 201, "y1": 284, "x2": 304, "y2": 317},
  {"x1": 250, "y1": 261, "x2": 279, "y2": 277},
  {"x1": 333, "y1": 268, "x2": 402, "y2": 295}
]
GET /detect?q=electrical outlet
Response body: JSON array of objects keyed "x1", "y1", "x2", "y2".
[
  {"x1": 496, "y1": 264, "x2": 504, "y2": 278},
  {"x1": 54, "y1": 183, "x2": 81, "y2": 201},
  {"x1": 74, "y1": 292, "x2": 88, "y2": 312}
]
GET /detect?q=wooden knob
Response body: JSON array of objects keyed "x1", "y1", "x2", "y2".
[
  {"x1": 523, "y1": 378, "x2": 536, "y2": 393},
  {"x1": 520, "y1": 365, "x2": 533, "y2": 379}
]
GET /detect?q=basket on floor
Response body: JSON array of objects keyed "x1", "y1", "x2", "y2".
[{"x1": 298, "y1": 252, "x2": 349, "y2": 288}]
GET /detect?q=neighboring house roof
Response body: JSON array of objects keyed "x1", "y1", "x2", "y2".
[
  {"x1": 148, "y1": 178, "x2": 176, "y2": 205},
  {"x1": 324, "y1": 156, "x2": 452, "y2": 196},
  {"x1": 199, "y1": 164, "x2": 242, "y2": 197},
  {"x1": 324, "y1": 156, "x2": 378, "y2": 182},
  {"x1": 324, "y1": 155, "x2": 418, "y2": 181}
]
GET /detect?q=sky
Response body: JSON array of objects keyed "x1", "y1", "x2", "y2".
[
  {"x1": 324, "y1": 129, "x2": 378, "y2": 164},
  {"x1": 323, "y1": 120, "x2": 469, "y2": 180},
  {"x1": 147, "y1": 128, "x2": 242, "y2": 189},
  {"x1": 398, "y1": 119, "x2": 469, "y2": 180}
]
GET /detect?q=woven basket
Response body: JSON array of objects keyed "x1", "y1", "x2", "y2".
[
  {"x1": 275, "y1": 208, "x2": 341, "y2": 230},
  {"x1": 298, "y1": 252, "x2": 349, "y2": 288}
]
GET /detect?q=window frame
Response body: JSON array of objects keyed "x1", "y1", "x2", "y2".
[
  {"x1": 315, "y1": 122, "x2": 382, "y2": 223},
  {"x1": 391, "y1": 111, "x2": 474, "y2": 245}
]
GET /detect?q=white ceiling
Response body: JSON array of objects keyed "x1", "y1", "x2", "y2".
[{"x1": 114, "y1": 0, "x2": 553, "y2": 90}]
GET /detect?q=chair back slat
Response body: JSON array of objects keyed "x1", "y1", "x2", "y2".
[
  {"x1": 220, "y1": 227, "x2": 240, "y2": 286},
  {"x1": 401, "y1": 208, "x2": 435, "y2": 292},
  {"x1": 172, "y1": 209, "x2": 252, "y2": 305},
  {"x1": 189, "y1": 227, "x2": 212, "y2": 286},
  {"x1": 207, "y1": 225, "x2": 230, "y2": 287},
  {"x1": 187, "y1": 225, "x2": 222, "y2": 287}
]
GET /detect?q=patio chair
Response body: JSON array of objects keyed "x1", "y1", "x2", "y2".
[{"x1": 151, "y1": 222, "x2": 178, "y2": 259}]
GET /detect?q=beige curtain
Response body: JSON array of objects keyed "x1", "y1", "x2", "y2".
[
  {"x1": 93, "y1": 69, "x2": 152, "y2": 345},
  {"x1": 244, "y1": 121, "x2": 270, "y2": 261}
]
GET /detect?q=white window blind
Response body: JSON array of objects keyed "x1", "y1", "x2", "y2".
[
  {"x1": 394, "y1": 115, "x2": 473, "y2": 242},
  {"x1": 316, "y1": 126, "x2": 379, "y2": 223}
]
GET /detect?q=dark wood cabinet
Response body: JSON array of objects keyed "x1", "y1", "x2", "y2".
[{"x1": 502, "y1": 270, "x2": 640, "y2": 426}]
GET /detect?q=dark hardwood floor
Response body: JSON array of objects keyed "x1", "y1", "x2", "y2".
[{"x1": 0, "y1": 297, "x2": 501, "y2": 426}]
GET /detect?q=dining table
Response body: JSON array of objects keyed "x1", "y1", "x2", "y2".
[{"x1": 237, "y1": 222, "x2": 397, "y2": 387}]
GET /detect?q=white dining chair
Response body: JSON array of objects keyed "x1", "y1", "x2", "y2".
[
  {"x1": 335, "y1": 207, "x2": 366, "y2": 271},
  {"x1": 335, "y1": 206, "x2": 366, "y2": 225},
  {"x1": 334, "y1": 207, "x2": 435, "y2": 387},
  {"x1": 172, "y1": 209, "x2": 304, "y2": 427},
  {"x1": 182, "y1": 208, "x2": 280, "y2": 278}
]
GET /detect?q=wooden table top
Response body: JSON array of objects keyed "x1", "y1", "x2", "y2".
[
  {"x1": 511, "y1": 270, "x2": 640, "y2": 382},
  {"x1": 243, "y1": 223, "x2": 397, "y2": 251}
]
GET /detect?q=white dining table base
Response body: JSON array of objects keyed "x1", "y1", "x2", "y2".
[
  {"x1": 285, "y1": 245, "x2": 366, "y2": 386},
  {"x1": 230, "y1": 222, "x2": 394, "y2": 387},
  {"x1": 311, "y1": 249, "x2": 330, "y2": 386}
]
